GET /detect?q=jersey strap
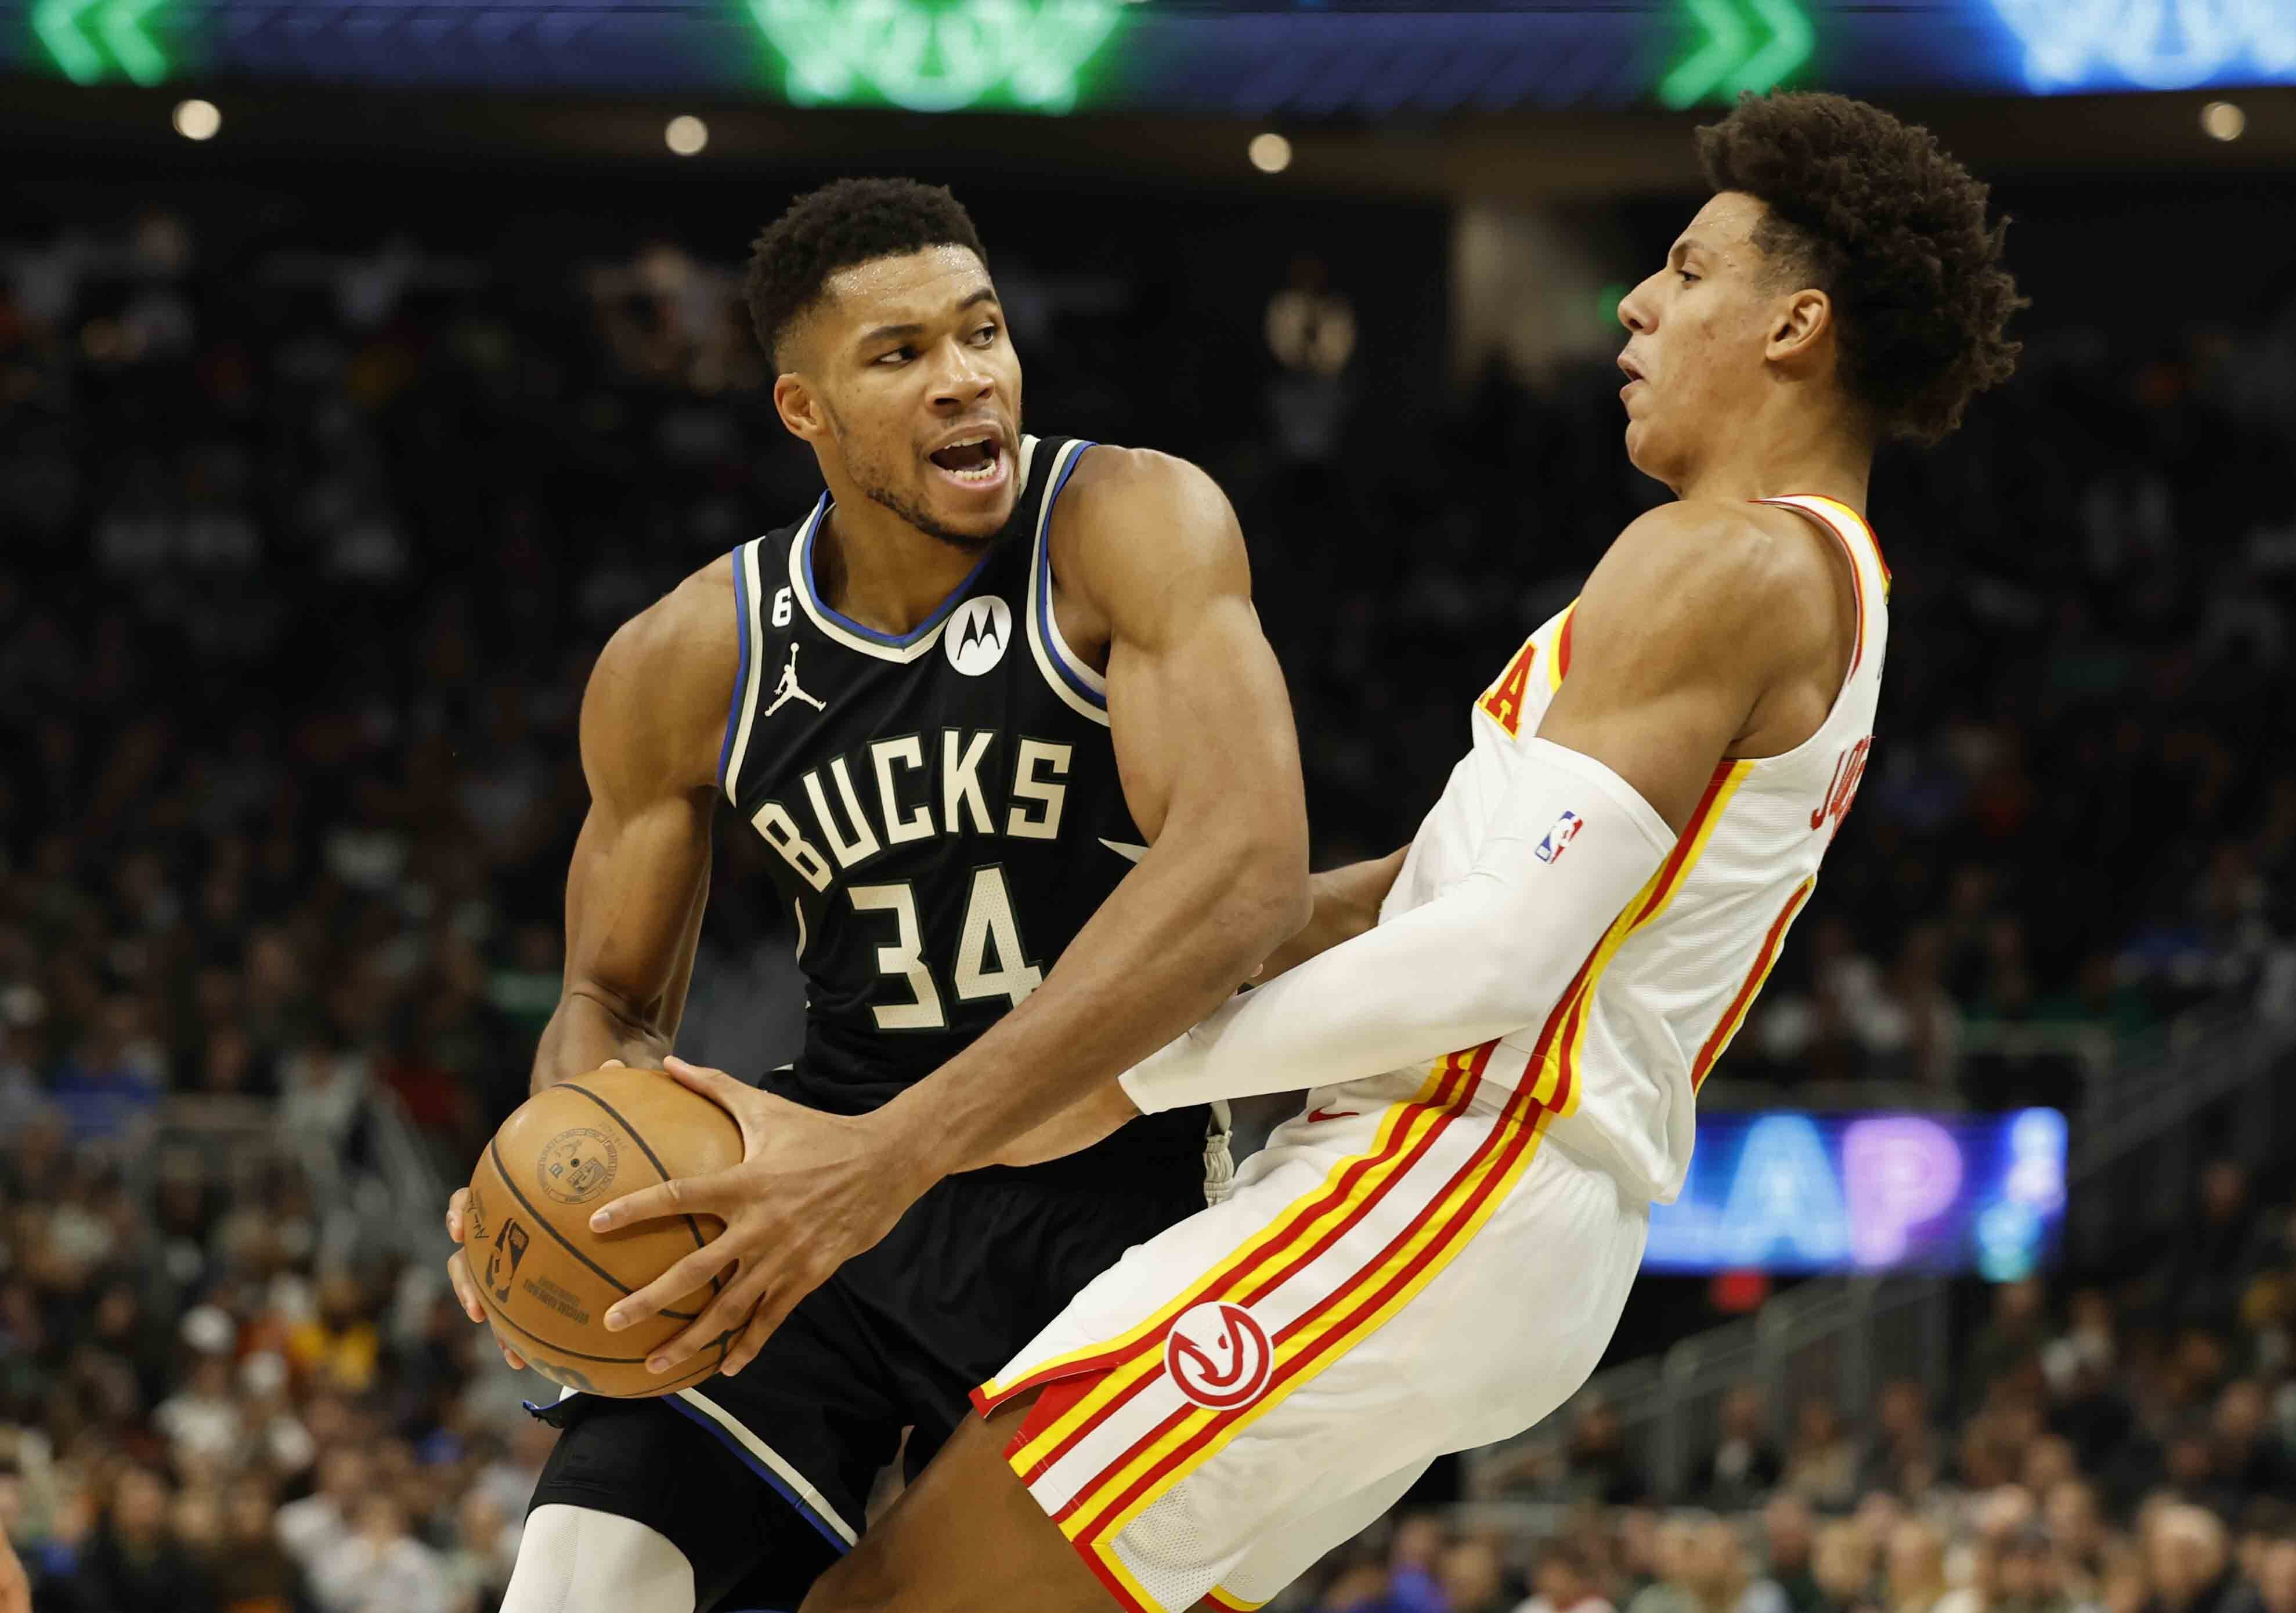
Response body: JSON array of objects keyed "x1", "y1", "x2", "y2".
[
  {"x1": 1024, "y1": 436, "x2": 1109, "y2": 727},
  {"x1": 1753, "y1": 495, "x2": 1888, "y2": 674}
]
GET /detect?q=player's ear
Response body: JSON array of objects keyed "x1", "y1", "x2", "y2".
[
  {"x1": 774, "y1": 371, "x2": 828, "y2": 444},
  {"x1": 1766, "y1": 287, "x2": 1832, "y2": 368}
]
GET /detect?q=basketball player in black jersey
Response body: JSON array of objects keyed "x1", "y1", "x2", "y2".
[{"x1": 441, "y1": 180, "x2": 1313, "y2": 1612}]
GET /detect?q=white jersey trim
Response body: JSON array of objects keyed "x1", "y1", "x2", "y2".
[
  {"x1": 1025, "y1": 437, "x2": 1111, "y2": 728},
  {"x1": 673, "y1": 1387, "x2": 860, "y2": 1547},
  {"x1": 720, "y1": 537, "x2": 772, "y2": 803}
]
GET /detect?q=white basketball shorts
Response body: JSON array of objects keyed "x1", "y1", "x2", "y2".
[{"x1": 971, "y1": 1045, "x2": 1649, "y2": 1613}]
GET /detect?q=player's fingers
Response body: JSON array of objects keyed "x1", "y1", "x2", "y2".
[
  {"x1": 599, "y1": 1058, "x2": 626, "y2": 1068},
  {"x1": 646, "y1": 1268, "x2": 765, "y2": 1376},
  {"x1": 602, "y1": 1241, "x2": 737, "y2": 1334},
  {"x1": 446, "y1": 1249, "x2": 488, "y2": 1326},
  {"x1": 587, "y1": 1167, "x2": 731, "y2": 1234},
  {"x1": 445, "y1": 1186, "x2": 470, "y2": 1243},
  {"x1": 482, "y1": 1321, "x2": 528, "y2": 1372},
  {"x1": 660, "y1": 1055, "x2": 746, "y2": 1106}
]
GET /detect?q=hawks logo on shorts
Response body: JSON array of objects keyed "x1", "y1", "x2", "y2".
[{"x1": 1164, "y1": 1303, "x2": 1271, "y2": 1410}]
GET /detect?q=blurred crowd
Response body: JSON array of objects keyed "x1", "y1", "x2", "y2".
[{"x1": 4, "y1": 182, "x2": 2296, "y2": 1611}]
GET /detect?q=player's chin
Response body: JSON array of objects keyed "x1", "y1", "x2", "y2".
[{"x1": 920, "y1": 466, "x2": 1017, "y2": 536}]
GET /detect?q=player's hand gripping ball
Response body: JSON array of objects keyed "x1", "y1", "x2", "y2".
[{"x1": 445, "y1": 1064, "x2": 743, "y2": 1396}]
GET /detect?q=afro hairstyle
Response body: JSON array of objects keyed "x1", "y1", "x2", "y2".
[
  {"x1": 1696, "y1": 91, "x2": 2025, "y2": 444},
  {"x1": 743, "y1": 178, "x2": 989, "y2": 371}
]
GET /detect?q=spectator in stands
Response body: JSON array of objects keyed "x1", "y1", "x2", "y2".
[
  {"x1": 1766, "y1": 1496, "x2": 1824, "y2": 1613},
  {"x1": 1518, "y1": 1538, "x2": 1620, "y2": 1613},
  {"x1": 78, "y1": 1465, "x2": 211, "y2": 1613},
  {"x1": 275, "y1": 1444, "x2": 368, "y2": 1578},
  {"x1": 1864, "y1": 1380, "x2": 1946, "y2": 1498},
  {"x1": 1566, "y1": 1397, "x2": 1651, "y2": 1507},
  {"x1": 2140, "y1": 1505, "x2": 2259, "y2": 1613},
  {"x1": 1704, "y1": 1387, "x2": 1786, "y2": 1509},
  {"x1": 214, "y1": 1478, "x2": 311, "y2": 1612},
  {"x1": 1788, "y1": 1397, "x2": 1862, "y2": 1511},
  {"x1": 2255, "y1": 1538, "x2": 2296, "y2": 1613},
  {"x1": 1885, "y1": 1520, "x2": 1952, "y2": 1613},
  {"x1": 308, "y1": 1492, "x2": 452, "y2": 1613},
  {"x1": 1811, "y1": 1520, "x2": 1881, "y2": 1613},
  {"x1": 1627, "y1": 1516, "x2": 1705, "y2": 1613}
]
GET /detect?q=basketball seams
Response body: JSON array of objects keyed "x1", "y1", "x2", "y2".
[
  {"x1": 483, "y1": 1136, "x2": 703, "y2": 1322},
  {"x1": 558, "y1": 1079, "x2": 728, "y2": 1303},
  {"x1": 557, "y1": 1080, "x2": 717, "y2": 1255}
]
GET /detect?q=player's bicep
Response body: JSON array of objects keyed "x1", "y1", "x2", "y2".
[
  {"x1": 561, "y1": 789, "x2": 713, "y2": 1026},
  {"x1": 1093, "y1": 464, "x2": 1304, "y2": 856},
  {"x1": 561, "y1": 589, "x2": 727, "y2": 1026}
]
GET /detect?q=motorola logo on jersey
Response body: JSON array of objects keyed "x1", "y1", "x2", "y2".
[
  {"x1": 1164, "y1": 1301, "x2": 1273, "y2": 1410},
  {"x1": 945, "y1": 596, "x2": 1012, "y2": 677}
]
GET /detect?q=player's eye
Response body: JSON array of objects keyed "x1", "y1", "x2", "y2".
[
  {"x1": 876, "y1": 346, "x2": 916, "y2": 366},
  {"x1": 1677, "y1": 269, "x2": 1699, "y2": 285},
  {"x1": 972, "y1": 323, "x2": 998, "y2": 345}
]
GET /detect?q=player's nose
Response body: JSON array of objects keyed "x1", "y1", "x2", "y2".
[
  {"x1": 930, "y1": 344, "x2": 997, "y2": 410},
  {"x1": 1617, "y1": 273, "x2": 1658, "y2": 334}
]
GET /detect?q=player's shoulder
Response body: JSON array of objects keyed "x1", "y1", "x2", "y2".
[
  {"x1": 583, "y1": 555, "x2": 738, "y2": 790},
  {"x1": 1051, "y1": 443, "x2": 1242, "y2": 581},
  {"x1": 1598, "y1": 499, "x2": 1840, "y2": 634}
]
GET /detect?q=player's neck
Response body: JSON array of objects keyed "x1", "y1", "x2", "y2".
[
  {"x1": 1675, "y1": 416, "x2": 1872, "y2": 515},
  {"x1": 814, "y1": 500, "x2": 987, "y2": 637}
]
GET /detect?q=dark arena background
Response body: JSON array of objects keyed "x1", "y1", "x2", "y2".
[{"x1": 6, "y1": 2, "x2": 2296, "y2": 1610}]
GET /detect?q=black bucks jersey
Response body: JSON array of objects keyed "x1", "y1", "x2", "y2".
[{"x1": 717, "y1": 435, "x2": 1208, "y2": 1182}]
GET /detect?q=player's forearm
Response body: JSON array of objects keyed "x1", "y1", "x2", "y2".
[
  {"x1": 877, "y1": 824, "x2": 1306, "y2": 1182},
  {"x1": 1250, "y1": 848, "x2": 1408, "y2": 985},
  {"x1": 529, "y1": 988, "x2": 673, "y2": 1093},
  {"x1": 1120, "y1": 740, "x2": 1675, "y2": 1112}
]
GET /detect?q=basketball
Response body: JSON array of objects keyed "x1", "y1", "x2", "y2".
[{"x1": 462, "y1": 1066, "x2": 743, "y2": 1398}]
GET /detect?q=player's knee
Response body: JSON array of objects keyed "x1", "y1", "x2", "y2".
[{"x1": 499, "y1": 1504, "x2": 698, "y2": 1613}]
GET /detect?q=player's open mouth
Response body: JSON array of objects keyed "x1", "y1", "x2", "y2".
[{"x1": 927, "y1": 433, "x2": 1006, "y2": 491}]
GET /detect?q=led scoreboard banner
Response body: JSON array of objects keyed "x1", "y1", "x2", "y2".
[
  {"x1": 1644, "y1": 1108, "x2": 2068, "y2": 1281},
  {"x1": 7, "y1": 0, "x2": 2296, "y2": 116}
]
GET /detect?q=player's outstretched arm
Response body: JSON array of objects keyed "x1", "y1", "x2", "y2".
[
  {"x1": 444, "y1": 562, "x2": 735, "y2": 1360},
  {"x1": 969, "y1": 845, "x2": 1405, "y2": 1170},
  {"x1": 589, "y1": 451, "x2": 1312, "y2": 1375},
  {"x1": 1113, "y1": 498, "x2": 1840, "y2": 1114}
]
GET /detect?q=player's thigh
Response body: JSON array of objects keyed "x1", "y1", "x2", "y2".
[
  {"x1": 529, "y1": 1394, "x2": 850, "y2": 1610},
  {"x1": 987, "y1": 1093, "x2": 1647, "y2": 1612},
  {"x1": 1212, "y1": 1460, "x2": 1432, "y2": 1611},
  {"x1": 501, "y1": 1504, "x2": 697, "y2": 1613},
  {"x1": 800, "y1": 1397, "x2": 1111, "y2": 1613}
]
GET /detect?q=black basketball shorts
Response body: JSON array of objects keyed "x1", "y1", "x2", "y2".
[{"x1": 527, "y1": 1153, "x2": 1202, "y2": 1611}]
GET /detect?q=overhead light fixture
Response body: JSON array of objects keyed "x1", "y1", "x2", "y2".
[
  {"x1": 666, "y1": 114, "x2": 709, "y2": 155},
  {"x1": 2200, "y1": 101, "x2": 2245, "y2": 142},
  {"x1": 172, "y1": 98, "x2": 220, "y2": 141},
  {"x1": 1248, "y1": 132, "x2": 1291, "y2": 174}
]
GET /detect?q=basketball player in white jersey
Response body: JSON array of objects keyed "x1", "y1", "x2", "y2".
[{"x1": 638, "y1": 89, "x2": 2020, "y2": 1613}]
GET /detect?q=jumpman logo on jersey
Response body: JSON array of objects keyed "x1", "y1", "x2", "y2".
[{"x1": 764, "y1": 642, "x2": 827, "y2": 718}]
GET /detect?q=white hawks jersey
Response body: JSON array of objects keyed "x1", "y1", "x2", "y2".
[{"x1": 1382, "y1": 496, "x2": 1889, "y2": 1203}]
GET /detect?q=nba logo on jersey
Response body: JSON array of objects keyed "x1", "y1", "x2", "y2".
[
  {"x1": 946, "y1": 596, "x2": 1012, "y2": 676},
  {"x1": 1535, "y1": 811, "x2": 1583, "y2": 863}
]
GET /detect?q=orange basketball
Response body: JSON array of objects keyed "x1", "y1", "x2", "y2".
[{"x1": 462, "y1": 1066, "x2": 743, "y2": 1397}]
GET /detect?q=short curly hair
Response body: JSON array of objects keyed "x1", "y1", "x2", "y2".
[
  {"x1": 743, "y1": 178, "x2": 989, "y2": 370},
  {"x1": 1696, "y1": 92, "x2": 2024, "y2": 444}
]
